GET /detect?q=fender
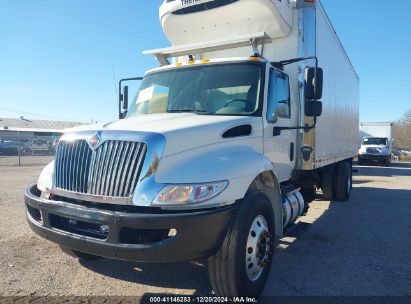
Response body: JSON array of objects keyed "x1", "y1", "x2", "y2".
[{"x1": 155, "y1": 142, "x2": 283, "y2": 222}]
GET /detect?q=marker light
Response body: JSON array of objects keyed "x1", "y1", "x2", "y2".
[{"x1": 249, "y1": 56, "x2": 261, "y2": 61}]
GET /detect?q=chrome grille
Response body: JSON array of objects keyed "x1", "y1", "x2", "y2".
[
  {"x1": 366, "y1": 148, "x2": 379, "y2": 154},
  {"x1": 54, "y1": 140, "x2": 147, "y2": 198}
]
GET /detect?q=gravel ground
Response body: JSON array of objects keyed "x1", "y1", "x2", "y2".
[
  {"x1": 0, "y1": 163, "x2": 410, "y2": 300},
  {"x1": 0, "y1": 156, "x2": 54, "y2": 167}
]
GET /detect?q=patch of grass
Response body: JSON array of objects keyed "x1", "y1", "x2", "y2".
[{"x1": 399, "y1": 155, "x2": 411, "y2": 162}]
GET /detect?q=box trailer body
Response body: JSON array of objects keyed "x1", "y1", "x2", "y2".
[
  {"x1": 25, "y1": 0, "x2": 359, "y2": 297},
  {"x1": 360, "y1": 122, "x2": 393, "y2": 141}
]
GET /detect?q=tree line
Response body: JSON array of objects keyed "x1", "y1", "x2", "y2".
[{"x1": 393, "y1": 109, "x2": 411, "y2": 150}]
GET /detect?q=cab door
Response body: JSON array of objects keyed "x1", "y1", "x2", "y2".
[{"x1": 263, "y1": 68, "x2": 296, "y2": 182}]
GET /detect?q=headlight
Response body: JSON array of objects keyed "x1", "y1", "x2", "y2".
[
  {"x1": 37, "y1": 161, "x2": 54, "y2": 193},
  {"x1": 153, "y1": 181, "x2": 228, "y2": 205}
]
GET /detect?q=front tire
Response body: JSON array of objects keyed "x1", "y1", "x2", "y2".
[
  {"x1": 208, "y1": 192, "x2": 275, "y2": 297},
  {"x1": 384, "y1": 157, "x2": 391, "y2": 167}
]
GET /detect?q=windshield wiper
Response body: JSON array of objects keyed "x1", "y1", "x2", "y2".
[{"x1": 167, "y1": 108, "x2": 208, "y2": 114}]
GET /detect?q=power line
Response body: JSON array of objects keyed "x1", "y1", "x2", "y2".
[{"x1": 0, "y1": 106, "x2": 85, "y2": 122}]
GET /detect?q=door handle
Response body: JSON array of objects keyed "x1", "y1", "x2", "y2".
[{"x1": 290, "y1": 143, "x2": 294, "y2": 162}]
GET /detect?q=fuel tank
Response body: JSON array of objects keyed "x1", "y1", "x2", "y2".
[{"x1": 282, "y1": 191, "x2": 305, "y2": 227}]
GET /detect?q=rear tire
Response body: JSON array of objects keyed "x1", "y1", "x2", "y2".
[
  {"x1": 208, "y1": 192, "x2": 275, "y2": 297},
  {"x1": 335, "y1": 161, "x2": 352, "y2": 201},
  {"x1": 59, "y1": 245, "x2": 100, "y2": 261},
  {"x1": 322, "y1": 165, "x2": 335, "y2": 200}
]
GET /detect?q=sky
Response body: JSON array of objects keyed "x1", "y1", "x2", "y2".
[{"x1": 0, "y1": 0, "x2": 410, "y2": 123}]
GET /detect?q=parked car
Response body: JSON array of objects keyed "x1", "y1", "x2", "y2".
[{"x1": 31, "y1": 139, "x2": 50, "y2": 155}]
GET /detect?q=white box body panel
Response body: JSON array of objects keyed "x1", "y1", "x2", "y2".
[
  {"x1": 312, "y1": 3, "x2": 360, "y2": 169},
  {"x1": 360, "y1": 122, "x2": 393, "y2": 140}
]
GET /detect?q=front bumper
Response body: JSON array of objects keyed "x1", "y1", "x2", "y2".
[
  {"x1": 25, "y1": 185, "x2": 234, "y2": 263},
  {"x1": 359, "y1": 154, "x2": 390, "y2": 161}
]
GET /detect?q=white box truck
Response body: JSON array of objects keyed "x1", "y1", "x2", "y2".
[
  {"x1": 359, "y1": 122, "x2": 393, "y2": 166},
  {"x1": 25, "y1": 0, "x2": 359, "y2": 296}
]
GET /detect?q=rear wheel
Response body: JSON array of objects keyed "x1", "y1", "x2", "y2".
[
  {"x1": 59, "y1": 245, "x2": 100, "y2": 261},
  {"x1": 335, "y1": 161, "x2": 352, "y2": 201},
  {"x1": 322, "y1": 164, "x2": 335, "y2": 200},
  {"x1": 208, "y1": 192, "x2": 275, "y2": 297}
]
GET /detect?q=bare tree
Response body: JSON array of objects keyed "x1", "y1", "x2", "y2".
[{"x1": 393, "y1": 109, "x2": 411, "y2": 150}]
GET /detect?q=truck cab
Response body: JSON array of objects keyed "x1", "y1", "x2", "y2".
[{"x1": 359, "y1": 137, "x2": 392, "y2": 166}]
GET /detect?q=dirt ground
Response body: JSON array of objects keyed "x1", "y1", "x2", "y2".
[{"x1": 0, "y1": 163, "x2": 410, "y2": 300}]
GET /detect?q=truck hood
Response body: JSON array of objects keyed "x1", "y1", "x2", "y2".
[
  {"x1": 360, "y1": 144, "x2": 390, "y2": 155},
  {"x1": 67, "y1": 113, "x2": 260, "y2": 157}
]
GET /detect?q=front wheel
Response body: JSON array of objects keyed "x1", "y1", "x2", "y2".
[
  {"x1": 384, "y1": 157, "x2": 391, "y2": 167},
  {"x1": 208, "y1": 192, "x2": 275, "y2": 297}
]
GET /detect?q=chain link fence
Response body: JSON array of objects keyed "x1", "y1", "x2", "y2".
[{"x1": 0, "y1": 130, "x2": 60, "y2": 166}]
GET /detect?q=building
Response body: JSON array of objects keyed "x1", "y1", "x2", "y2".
[{"x1": 0, "y1": 117, "x2": 85, "y2": 141}]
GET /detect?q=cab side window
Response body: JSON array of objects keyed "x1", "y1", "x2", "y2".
[{"x1": 267, "y1": 70, "x2": 291, "y2": 123}]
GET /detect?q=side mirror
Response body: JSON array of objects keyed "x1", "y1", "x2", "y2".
[
  {"x1": 118, "y1": 77, "x2": 143, "y2": 119},
  {"x1": 270, "y1": 111, "x2": 278, "y2": 124},
  {"x1": 305, "y1": 67, "x2": 323, "y2": 100},
  {"x1": 305, "y1": 100, "x2": 323, "y2": 117},
  {"x1": 119, "y1": 86, "x2": 129, "y2": 119},
  {"x1": 122, "y1": 86, "x2": 129, "y2": 111}
]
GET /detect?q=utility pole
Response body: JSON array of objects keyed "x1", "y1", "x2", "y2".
[{"x1": 18, "y1": 130, "x2": 21, "y2": 166}]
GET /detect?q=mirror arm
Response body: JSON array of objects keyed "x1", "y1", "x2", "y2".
[
  {"x1": 272, "y1": 56, "x2": 318, "y2": 70},
  {"x1": 118, "y1": 77, "x2": 143, "y2": 120},
  {"x1": 273, "y1": 117, "x2": 318, "y2": 136}
]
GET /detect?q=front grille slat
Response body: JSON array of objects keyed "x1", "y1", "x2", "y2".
[
  {"x1": 74, "y1": 141, "x2": 81, "y2": 192},
  {"x1": 118, "y1": 143, "x2": 135, "y2": 197},
  {"x1": 114, "y1": 142, "x2": 130, "y2": 197},
  {"x1": 130, "y1": 144, "x2": 147, "y2": 193},
  {"x1": 124, "y1": 143, "x2": 141, "y2": 196},
  {"x1": 89, "y1": 145, "x2": 102, "y2": 194},
  {"x1": 101, "y1": 141, "x2": 115, "y2": 196},
  {"x1": 106, "y1": 141, "x2": 119, "y2": 196},
  {"x1": 68, "y1": 143, "x2": 75, "y2": 191},
  {"x1": 109, "y1": 141, "x2": 124, "y2": 197},
  {"x1": 93, "y1": 143, "x2": 106, "y2": 195},
  {"x1": 54, "y1": 139, "x2": 147, "y2": 199},
  {"x1": 60, "y1": 142, "x2": 67, "y2": 189},
  {"x1": 79, "y1": 141, "x2": 87, "y2": 193}
]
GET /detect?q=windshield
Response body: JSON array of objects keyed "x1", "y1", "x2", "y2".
[
  {"x1": 362, "y1": 138, "x2": 388, "y2": 146},
  {"x1": 126, "y1": 63, "x2": 263, "y2": 117}
]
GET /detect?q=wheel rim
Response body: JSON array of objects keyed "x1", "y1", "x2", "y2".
[{"x1": 245, "y1": 215, "x2": 272, "y2": 282}]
